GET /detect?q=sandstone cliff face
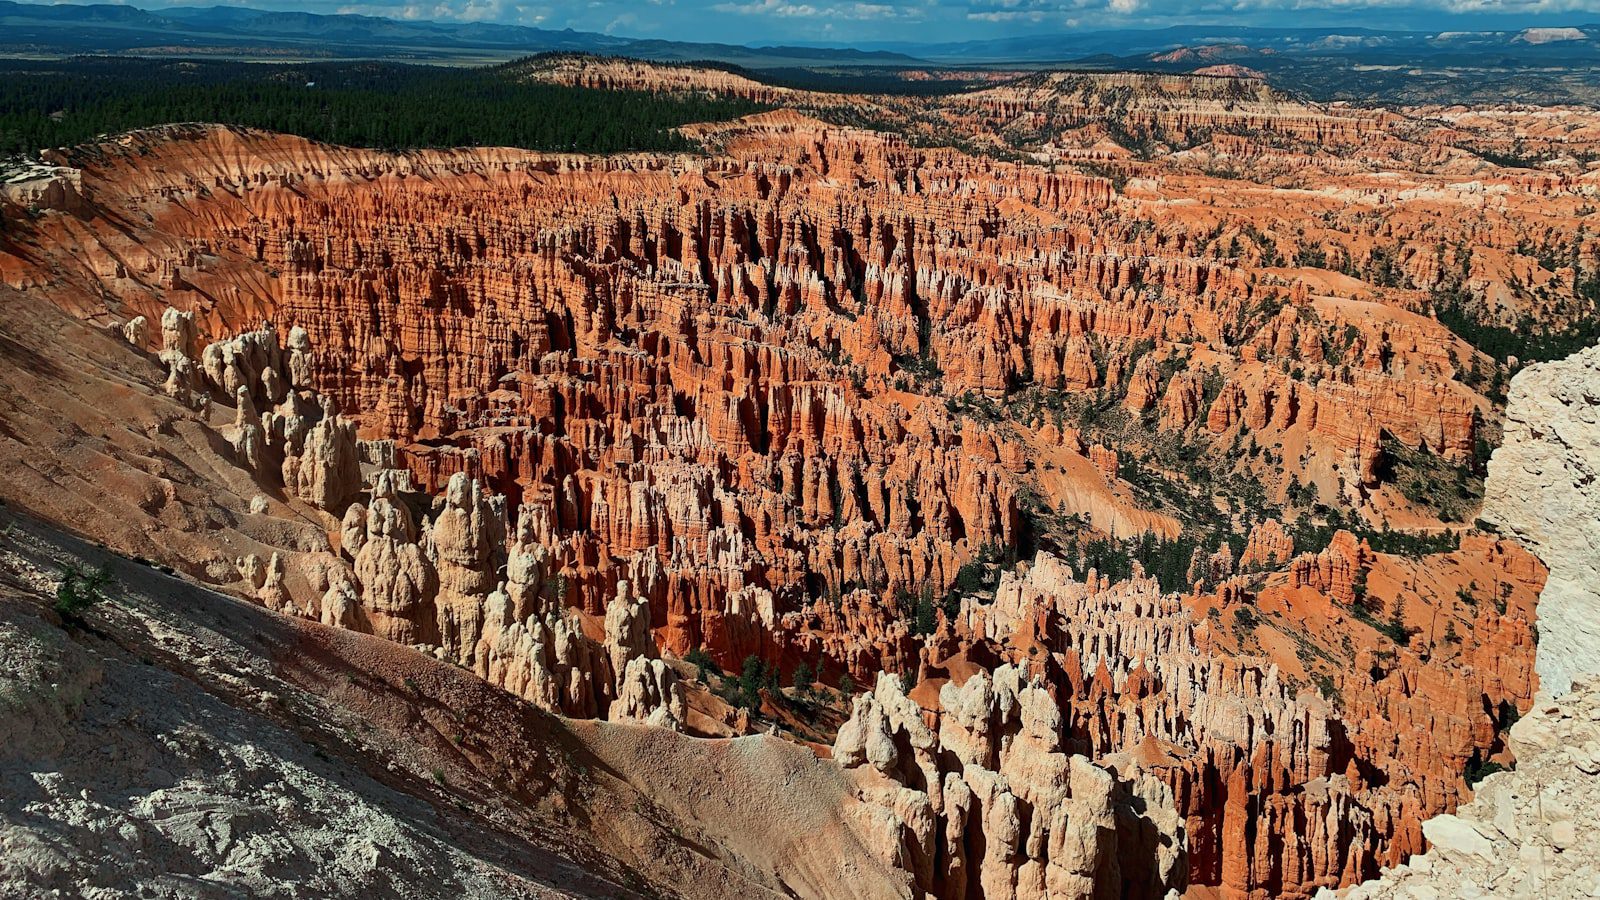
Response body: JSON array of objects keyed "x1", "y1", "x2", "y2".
[
  {"x1": 1483, "y1": 344, "x2": 1600, "y2": 696},
  {"x1": 2, "y1": 94, "x2": 1589, "y2": 897},
  {"x1": 514, "y1": 55, "x2": 845, "y2": 109},
  {"x1": 942, "y1": 71, "x2": 1393, "y2": 149}
]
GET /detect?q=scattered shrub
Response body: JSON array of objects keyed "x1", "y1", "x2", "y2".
[
  {"x1": 792, "y1": 661, "x2": 814, "y2": 695},
  {"x1": 54, "y1": 564, "x2": 111, "y2": 620},
  {"x1": 738, "y1": 655, "x2": 766, "y2": 710},
  {"x1": 685, "y1": 647, "x2": 717, "y2": 683}
]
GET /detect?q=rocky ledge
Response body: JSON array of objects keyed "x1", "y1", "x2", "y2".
[{"x1": 1327, "y1": 679, "x2": 1600, "y2": 899}]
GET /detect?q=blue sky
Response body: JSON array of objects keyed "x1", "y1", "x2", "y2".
[{"x1": 137, "y1": 0, "x2": 1600, "y2": 45}]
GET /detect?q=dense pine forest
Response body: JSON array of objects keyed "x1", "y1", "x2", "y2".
[{"x1": 0, "y1": 57, "x2": 769, "y2": 157}]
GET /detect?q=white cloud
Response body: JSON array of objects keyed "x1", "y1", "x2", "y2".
[
  {"x1": 842, "y1": 2, "x2": 907, "y2": 18},
  {"x1": 711, "y1": 0, "x2": 917, "y2": 18},
  {"x1": 711, "y1": 0, "x2": 819, "y2": 15},
  {"x1": 333, "y1": 0, "x2": 548, "y2": 23},
  {"x1": 967, "y1": 9, "x2": 1047, "y2": 20}
]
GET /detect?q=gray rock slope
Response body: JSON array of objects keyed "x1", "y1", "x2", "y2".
[{"x1": 0, "y1": 510, "x2": 632, "y2": 899}]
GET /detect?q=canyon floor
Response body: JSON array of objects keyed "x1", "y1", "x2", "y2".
[{"x1": 1, "y1": 56, "x2": 1598, "y2": 899}]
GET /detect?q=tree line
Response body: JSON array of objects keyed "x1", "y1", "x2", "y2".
[{"x1": 0, "y1": 56, "x2": 768, "y2": 158}]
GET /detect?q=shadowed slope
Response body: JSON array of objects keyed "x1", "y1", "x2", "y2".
[{"x1": 0, "y1": 504, "x2": 910, "y2": 899}]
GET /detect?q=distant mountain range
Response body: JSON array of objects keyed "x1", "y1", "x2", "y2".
[
  {"x1": 0, "y1": 1, "x2": 920, "y2": 66},
  {"x1": 864, "y1": 24, "x2": 1600, "y2": 63},
  {"x1": 0, "y1": 0, "x2": 1595, "y2": 69}
]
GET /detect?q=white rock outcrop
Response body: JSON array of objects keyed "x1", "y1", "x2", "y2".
[
  {"x1": 1329, "y1": 681, "x2": 1600, "y2": 900},
  {"x1": 1483, "y1": 344, "x2": 1600, "y2": 697},
  {"x1": 120, "y1": 315, "x2": 148, "y2": 348}
]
